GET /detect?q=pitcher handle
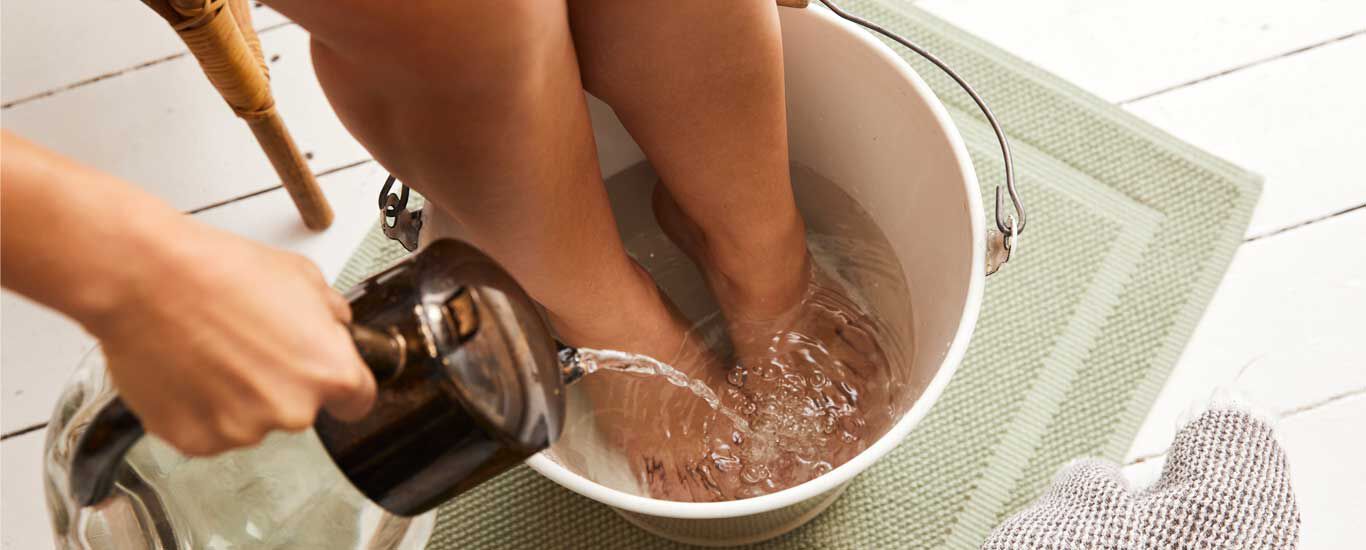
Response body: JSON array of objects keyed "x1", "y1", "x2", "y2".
[
  {"x1": 68, "y1": 397, "x2": 145, "y2": 506},
  {"x1": 69, "y1": 325, "x2": 408, "y2": 506}
]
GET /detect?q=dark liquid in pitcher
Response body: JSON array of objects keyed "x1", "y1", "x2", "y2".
[
  {"x1": 315, "y1": 240, "x2": 563, "y2": 517},
  {"x1": 315, "y1": 376, "x2": 528, "y2": 517}
]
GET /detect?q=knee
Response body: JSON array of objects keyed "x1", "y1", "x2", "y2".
[{"x1": 381, "y1": 0, "x2": 566, "y2": 102}]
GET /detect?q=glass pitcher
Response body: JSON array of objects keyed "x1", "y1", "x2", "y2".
[{"x1": 43, "y1": 239, "x2": 582, "y2": 548}]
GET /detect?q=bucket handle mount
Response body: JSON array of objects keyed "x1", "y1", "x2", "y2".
[{"x1": 806, "y1": 0, "x2": 1027, "y2": 275}]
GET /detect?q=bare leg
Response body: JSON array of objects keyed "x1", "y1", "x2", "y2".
[
  {"x1": 570, "y1": 2, "x2": 894, "y2": 501},
  {"x1": 266, "y1": 2, "x2": 740, "y2": 500},
  {"x1": 265, "y1": 0, "x2": 692, "y2": 363},
  {"x1": 569, "y1": 0, "x2": 810, "y2": 336}
]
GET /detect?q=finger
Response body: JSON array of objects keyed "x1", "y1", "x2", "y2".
[
  {"x1": 320, "y1": 326, "x2": 377, "y2": 421},
  {"x1": 245, "y1": 382, "x2": 319, "y2": 433},
  {"x1": 274, "y1": 402, "x2": 319, "y2": 432},
  {"x1": 324, "y1": 287, "x2": 353, "y2": 324},
  {"x1": 159, "y1": 422, "x2": 231, "y2": 457},
  {"x1": 212, "y1": 411, "x2": 268, "y2": 449},
  {"x1": 322, "y1": 366, "x2": 377, "y2": 421}
]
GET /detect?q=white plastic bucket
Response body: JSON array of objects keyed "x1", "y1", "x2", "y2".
[{"x1": 427, "y1": 5, "x2": 985, "y2": 546}]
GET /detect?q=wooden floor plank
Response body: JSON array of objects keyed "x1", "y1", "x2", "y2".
[
  {"x1": 916, "y1": 0, "x2": 1366, "y2": 103},
  {"x1": 1276, "y1": 398, "x2": 1366, "y2": 549},
  {"x1": 1126, "y1": 209, "x2": 1366, "y2": 462},
  {"x1": 1, "y1": 429, "x2": 55, "y2": 550},
  {"x1": 1, "y1": 25, "x2": 366, "y2": 213},
  {"x1": 0, "y1": 295, "x2": 97, "y2": 434},
  {"x1": 1, "y1": 1, "x2": 286, "y2": 105},
  {"x1": 1124, "y1": 36, "x2": 1366, "y2": 236}
]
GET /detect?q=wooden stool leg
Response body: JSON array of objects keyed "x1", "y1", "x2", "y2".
[
  {"x1": 245, "y1": 113, "x2": 332, "y2": 229},
  {"x1": 217, "y1": 0, "x2": 332, "y2": 228},
  {"x1": 143, "y1": 0, "x2": 333, "y2": 230},
  {"x1": 226, "y1": 0, "x2": 268, "y2": 76}
]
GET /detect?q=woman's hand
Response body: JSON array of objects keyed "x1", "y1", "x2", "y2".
[
  {"x1": 1, "y1": 131, "x2": 375, "y2": 457},
  {"x1": 86, "y1": 224, "x2": 377, "y2": 456}
]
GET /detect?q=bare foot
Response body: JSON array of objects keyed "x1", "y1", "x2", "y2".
[
  {"x1": 572, "y1": 343, "x2": 751, "y2": 501},
  {"x1": 545, "y1": 260, "x2": 700, "y2": 372},
  {"x1": 652, "y1": 182, "x2": 808, "y2": 322},
  {"x1": 545, "y1": 256, "x2": 744, "y2": 500},
  {"x1": 579, "y1": 268, "x2": 898, "y2": 502},
  {"x1": 566, "y1": 183, "x2": 896, "y2": 502},
  {"x1": 642, "y1": 182, "x2": 896, "y2": 500}
]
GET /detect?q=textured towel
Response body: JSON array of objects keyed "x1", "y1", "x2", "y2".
[
  {"x1": 984, "y1": 409, "x2": 1300, "y2": 549},
  {"x1": 331, "y1": 1, "x2": 1263, "y2": 548}
]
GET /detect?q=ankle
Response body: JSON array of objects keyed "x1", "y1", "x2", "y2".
[
  {"x1": 702, "y1": 217, "x2": 810, "y2": 322},
  {"x1": 705, "y1": 205, "x2": 805, "y2": 263},
  {"x1": 547, "y1": 261, "x2": 693, "y2": 364}
]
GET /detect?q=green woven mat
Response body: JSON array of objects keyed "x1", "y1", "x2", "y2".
[{"x1": 332, "y1": 1, "x2": 1260, "y2": 547}]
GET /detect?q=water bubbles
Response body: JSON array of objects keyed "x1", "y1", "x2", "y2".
[
  {"x1": 690, "y1": 289, "x2": 885, "y2": 499},
  {"x1": 819, "y1": 392, "x2": 840, "y2": 410},
  {"x1": 756, "y1": 361, "x2": 780, "y2": 381},
  {"x1": 568, "y1": 252, "x2": 895, "y2": 502},
  {"x1": 712, "y1": 453, "x2": 742, "y2": 473},
  {"x1": 740, "y1": 464, "x2": 770, "y2": 484},
  {"x1": 726, "y1": 367, "x2": 747, "y2": 388},
  {"x1": 826, "y1": 414, "x2": 864, "y2": 444}
]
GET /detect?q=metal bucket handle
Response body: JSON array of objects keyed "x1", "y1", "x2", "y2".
[{"x1": 793, "y1": 0, "x2": 1027, "y2": 274}]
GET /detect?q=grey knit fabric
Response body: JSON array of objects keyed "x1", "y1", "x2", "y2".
[{"x1": 983, "y1": 409, "x2": 1300, "y2": 549}]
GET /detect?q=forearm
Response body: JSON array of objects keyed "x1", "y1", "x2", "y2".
[{"x1": 1, "y1": 131, "x2": 190, "y2": 329}]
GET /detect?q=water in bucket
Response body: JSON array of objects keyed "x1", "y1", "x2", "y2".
[{"x1": 552, "y1": 161, "x2": 914, "y2": 502}]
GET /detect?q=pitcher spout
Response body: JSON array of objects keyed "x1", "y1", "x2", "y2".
[{"x1": 557, "y1": 346, "x2": 586, "y2": 386}]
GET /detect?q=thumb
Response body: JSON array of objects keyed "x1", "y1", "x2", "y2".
[
  {"x1": 320, "y1": 325, "x2": 378, "y2": 421},
  {"x1": 324, "y1": 287, "x2": 353, "y2": 324}
]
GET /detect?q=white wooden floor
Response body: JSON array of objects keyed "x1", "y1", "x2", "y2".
[{"x1": 2, "y1": 1, "x2": 1362, "y2": 548}]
